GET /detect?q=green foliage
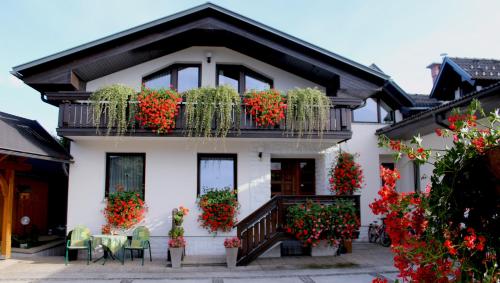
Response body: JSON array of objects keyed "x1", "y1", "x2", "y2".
[
  {"x1": 90, "y1": 84, "x2": 137, "y2": 135},
  {"x1": 168, "y1": 226, "x2": 184, "y2": 238},
  {"x1": 183, "y1": 85, "x2": 241, "y2": 138},
  {"x1": 285, "y1": 87, "x2": 331, "y2": 137},
  {"x1": 287, "y1": 198, "x2": 359, "y2": 246}
]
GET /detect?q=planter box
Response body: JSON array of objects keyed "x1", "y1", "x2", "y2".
[
  {"x1": 169, "y1": 247, "x2": 183, "y2": 268},
  {"x1": 225, "y1": 247, "x2": 238, "y2": 268},
  {"x1": 311, "y1": 240, "x2": 338, "y2": 257}
]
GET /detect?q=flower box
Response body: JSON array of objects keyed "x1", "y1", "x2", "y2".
[{"x1": 311, "y1": 240, "x2": 338, "y2": 257}]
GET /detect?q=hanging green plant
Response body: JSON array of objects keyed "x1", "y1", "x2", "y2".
[
  {"x1": 89, "y1": 84, "x2": 137, "y2": 135},
  {"x1": 183, "y1": 85, "x2": 241, "y2": 138},
  {"x1": 285, "y1": 87, "x2": 331, "y2": 137}
]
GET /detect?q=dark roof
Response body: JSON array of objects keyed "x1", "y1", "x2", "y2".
[
  {"x1": 448, "y1": 57, "x2": 500, "y2": 80},
  {"x1": 12, "y1": 2, "x2": 389, "y2": 98},
  {"x1": 408, "y1": 94, "x2": 441, "y2": 107},
  {"x1": 377, "y1": 81, "x2": 500, "y2": 139},
  {"x1": 0, "y1": 112, "x2": 72, "y2": 162}
]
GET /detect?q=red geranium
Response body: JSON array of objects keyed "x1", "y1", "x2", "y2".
[
  {"x1": 244, "y1": 89, "x2": 286, "y2": 127},
  {"x1": 136, "y1": 86, "x2": 182, "y2": 134},
  {"x1": 329, "y1": 152, "x2": 364, "y2": 195},
  {"x1": 103, "y1": 190, "x2": 146, "y2": 230},
  {"x1": 198, "y1": 189, "x2": 239, "y2": 233},
  {"x1": 224, "y1": 237, "x2": 241, "y2": 248}
]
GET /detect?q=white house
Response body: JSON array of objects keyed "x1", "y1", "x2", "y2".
[{"x1": 11, "y1": 3, "x2": 500, "y2": 263}]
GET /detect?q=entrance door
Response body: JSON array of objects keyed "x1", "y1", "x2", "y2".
[{"x1": 271, "y1": 159, "x2": 315, "y2": 196}]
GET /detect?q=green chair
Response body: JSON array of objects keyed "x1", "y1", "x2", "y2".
[
  {"x1": 65, "y1": 225, "x2": 92, "y2": 265},
  {"x1": 122, "y1": 226, "x2": 152, "y2": 265}
]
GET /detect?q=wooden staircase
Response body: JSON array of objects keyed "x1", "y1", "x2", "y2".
[{"x1": 235, "y1": 195, "x2": 360, "y2": 266}]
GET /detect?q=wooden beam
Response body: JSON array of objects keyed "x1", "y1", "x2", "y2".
[
  {"x1": 0, "y1": 174, "x2": 6, "y2": 197},
  {"x1": 1, "y1": 169, "x2": 14, "y2": 258}
]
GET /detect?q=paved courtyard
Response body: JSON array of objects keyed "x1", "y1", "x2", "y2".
[{"x1": 0, "y1": 243, "x2": 399, "y2": 283}]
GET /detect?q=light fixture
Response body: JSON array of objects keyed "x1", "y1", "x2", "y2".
[{"x1": 206, "y1": 51, "x2": 212, "y2": 63}]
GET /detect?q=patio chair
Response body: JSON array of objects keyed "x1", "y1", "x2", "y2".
[
  {"x1": 65, "y1": 225, "x2": 92, "y2": 265},
  {"x1": 122, "y1": 226, "x2": 152, "y2": 265}
]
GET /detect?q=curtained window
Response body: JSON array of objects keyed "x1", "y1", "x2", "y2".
[
  {"x1": 197, "y1": 154, "x2": 237, "y2": 195},
  {"x1": 106, "y1": 153, "x2": 145, "y2": 197}
]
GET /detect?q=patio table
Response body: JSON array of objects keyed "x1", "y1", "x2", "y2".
[{"x1": 92, "y1": 234, "x2": 127, "y2": 265}]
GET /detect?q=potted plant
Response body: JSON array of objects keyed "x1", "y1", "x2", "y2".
[
  {"x1": 329, "y1": 152, "x2": 364, "y2": 195},
  {"x1": 197, "y1": 189, "x2": 239, "y2": 233},
  {"x1": 173, "y1": 206, "x2": 189, "y2": 226},
  {"x1": 224, "y1": 237, "x2": 241, "y2": 268},
  {"x1": 168, "y1": 236, "x2": 186, "y2": 268},
  {"x1": 136, "y1": 86, "x2": 182, "y2": 134},
  {"x1": 244, "y1": 89, "x2": 286, "y2": 127}
]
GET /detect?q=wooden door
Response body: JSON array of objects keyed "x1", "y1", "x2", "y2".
[{"x1": 271, "y1": 159, "x2": 315, "y2": 196}]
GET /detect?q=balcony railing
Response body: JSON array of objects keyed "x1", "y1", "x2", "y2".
[{"x1": 55, "y1": 93, "x2": 361, "y2": 139}]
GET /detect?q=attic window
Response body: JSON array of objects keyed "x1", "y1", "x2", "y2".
[
  {"x1": 143, "y1": 64, "x2": 201, "y2": 92},
  {"x1": 216, "y1": 65, "x2": 273, "y2": 94}
]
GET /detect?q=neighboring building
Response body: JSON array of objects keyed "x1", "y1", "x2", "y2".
[
  {"x1": 0, "y1": 111, "x2": 71, "y2": 258},
  {"x1": 377, "y1": 57, "x2": 500, "y2": 193},
  {"x1": 10, "y1": 2, "x2": 499, "y2": 262}
]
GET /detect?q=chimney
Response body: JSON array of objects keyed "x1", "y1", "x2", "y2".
[{"x1": 427, "y1": 63, "x2": 441, "y2": 84}]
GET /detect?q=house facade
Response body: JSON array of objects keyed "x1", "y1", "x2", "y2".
[{"x1": 12, "y1": 3, "x2": 498, "y2": 260}]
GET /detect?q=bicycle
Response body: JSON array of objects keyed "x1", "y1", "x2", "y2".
[{"x1": 368, "y1": 218, "x2": 391, "y2": 247}]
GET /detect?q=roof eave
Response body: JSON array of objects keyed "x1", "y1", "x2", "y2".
[{"x1": 12, "y1": 2, "x2": 388, "y2": 82}]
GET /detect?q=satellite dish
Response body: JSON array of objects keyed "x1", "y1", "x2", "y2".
[{"x1": 20, "y1": 216, "x2": 30, "y2": 226}]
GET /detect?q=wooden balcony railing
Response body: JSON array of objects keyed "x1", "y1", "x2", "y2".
[
  {"x1": 55, "y1": 93, "x2": 361, "y2": 139},
  {"x1": 235, "y1": 195, "x2": 360, "y2": 266}
]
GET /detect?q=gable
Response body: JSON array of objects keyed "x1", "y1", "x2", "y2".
[{"x1": 12, "y1": 3, "x2": 388, "y2": 99}]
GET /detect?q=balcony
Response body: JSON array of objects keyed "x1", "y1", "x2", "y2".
[{"x1": 54, "y1": 92, "x2": 361, "y2": 140}]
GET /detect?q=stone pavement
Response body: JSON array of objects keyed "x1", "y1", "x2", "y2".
[{"x1": 0, "y1": 243, "x2": 399, "y2": 283}]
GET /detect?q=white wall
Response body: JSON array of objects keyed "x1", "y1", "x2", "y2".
[
  {"x1": 67, "y1": 137, "x2": 336, "y2": 256},
  {"x1": 86, "y1": 46, "x2": 325, "y2": 92}
]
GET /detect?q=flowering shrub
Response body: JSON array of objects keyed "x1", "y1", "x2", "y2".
[
  {"x1": 103, "y1": 191, "x2": 146, "y2": 230},
  {"x1": 244, "y1": 89, "x2": 286, "y2": 127},
  {"x1": 224, "y1": 237, "x2": 241, "y2": 248},
  {"x1": 168, "y1": 236, "x2": 186, "y2": 248},
  {"x1": 373, "y1": 100, "x2": 499, "y2": 282},
  {"x1": 329, "y1": 152, "x2": 364, "y2": 195},
  {"x1": 173, "y1": 206, "x2": 189, "y2": 226},
  {"x1": 198, "y1": 189, "x2": 239, "y2": 233},
  {"x1": 286, "y1": 199, "x2": 359, "y2": 247},
  {"x1": 136, "y1": 86, "x2": 182, "y2": 134}
]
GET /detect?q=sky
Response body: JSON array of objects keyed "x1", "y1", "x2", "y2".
[{"x1": 1, "y1": 0, "x2": 500, "y2": 134}]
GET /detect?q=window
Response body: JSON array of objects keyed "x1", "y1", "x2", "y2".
[
  {"x1": 197, "y1": 154, "x2": 237, "y2": 195},
  {"x1": 143, "y1": 64, "x2": 201, "y2": 92},
  {"x1": 353, "y1": 97, "x2": 395, "y2": 124},
  {"x1": 106, "y1": 153, "x2": 145, "y2": 197},
  {"x1": 217, "y1": 65, "x2": 272, "y2": 94}
]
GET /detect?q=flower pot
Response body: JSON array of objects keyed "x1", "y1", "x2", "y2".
[
  {"x1": 169, "y1": 247, "x2": 183, "y2": 268},
  {"x1": 311, "y1": 240, "x2": 338, "y2": 256},
  {"x1": 344, "y1": 239, "x2": 353, "y2": 253},
  {"x1": 226, "y1": 247, "x2": 238, "y2": 268}
]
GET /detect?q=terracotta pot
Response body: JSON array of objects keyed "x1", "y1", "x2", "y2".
[
  {"x1": 344, "y1": 239, "x2": 353, "y2": 253},
  {"x1": 225, "y1": 247, "x2": 238, "y2": 268},
  {"x1": 169, "y1": 247, "x2": 183, "y2": 268}
]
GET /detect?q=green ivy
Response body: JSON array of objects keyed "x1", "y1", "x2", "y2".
[
  {"x1": 90, "y1": 84, "x2": 137, "y2": 135},
  {"x1": 285, "y1": 87, "x2": 331, "y2": 137},
  {"x1": 183, "y1": 85, "x2": 241, "y2": 138}
]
